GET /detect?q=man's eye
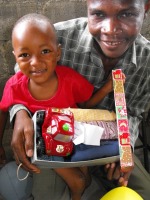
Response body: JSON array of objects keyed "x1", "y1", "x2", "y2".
[
  {"x1": 19, "y1": 53, "x2": 29, "y2": 58},
  {"x1": 119, "y1": 12, "x2": 134, "y2": 18},
  {"x1": 94, "y1": 12, "x2": 105, "y2": 18},
  {"x1": 90, "y1": 10, "x2": 105, "y2": 18},
  {"x1": 42, "y1": 49, "x2": 50, "y2": 54}
]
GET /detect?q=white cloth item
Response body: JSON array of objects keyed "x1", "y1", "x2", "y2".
[{"x1": 73, "y1": 121, "x2": 104, "y2": 146}]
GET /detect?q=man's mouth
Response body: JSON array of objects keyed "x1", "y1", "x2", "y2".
[
  {"x1": 105, "y1": 41, "x2": 123, "y2": 46},
  {"x1": 102, "y1": 40, "x2": 126, "y2": 47}
]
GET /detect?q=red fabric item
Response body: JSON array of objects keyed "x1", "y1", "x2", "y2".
[{"x1": 0, "y1": 66, "x2": 94, "y2": 113}]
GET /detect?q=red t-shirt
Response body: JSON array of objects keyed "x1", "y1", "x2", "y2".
[{"x1": 0, "y1": 66, "x2": 94, "y2": 113}]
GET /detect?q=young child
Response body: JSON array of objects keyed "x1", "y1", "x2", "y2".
[{"x1": 0, "y1": 13, "x2": 116, "y2": 200}]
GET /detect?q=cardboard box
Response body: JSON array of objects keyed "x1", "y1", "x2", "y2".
[{"x1": 31, "y1": 110, "x2": 119, "y2": 168}]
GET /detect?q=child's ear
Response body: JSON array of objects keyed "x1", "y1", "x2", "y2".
[
  {"x1": 12, "y1": 51, "x2": 15, "y2": 56},
  {"x1": 12, "y1": 50, "x2": 17, "y2": 61},
  {"x1": 12, "y1": 50, "x2": 17, "y2": 59},
  {"x1": 56, "y1": 44, "x2": 61, "y2": 62}
]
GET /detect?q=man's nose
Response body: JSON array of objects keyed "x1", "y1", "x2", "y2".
[{"x1": 101, "y1": 18, "x2": 122, "y2": 34}]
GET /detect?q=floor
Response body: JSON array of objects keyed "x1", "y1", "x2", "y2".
[{"x1": 0, "y1": 120, "x2": 150, "y2": 200}]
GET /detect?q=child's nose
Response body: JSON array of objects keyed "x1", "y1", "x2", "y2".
[{"x1": 30, "y1": 56, "x2": 41, "y2": 66}]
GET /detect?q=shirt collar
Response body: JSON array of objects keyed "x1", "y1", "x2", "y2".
[
  {"x1": 125, "y1": 41, "x2": 137, "y2": 66},
  {"x1": 132, "y1": 41, "x2": 137, "y2": 65}
]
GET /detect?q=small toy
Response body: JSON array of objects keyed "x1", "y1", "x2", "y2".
[
  {"x1": 100, "y1": 186, "x2": 143, "y2": 200},
  {"x1": 36, "y1": 107, "x2": 74, "y2": 157},
  {"x1": 112, "y1": 69, "x2": 134, "y2": 172}
]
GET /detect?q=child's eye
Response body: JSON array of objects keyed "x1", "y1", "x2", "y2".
[
  {"x1": 19, "y1": 53, "x2": 29, "y2": 58},
  {"x1": 41, "y1": 49, "x2": 51, "y2": 54}
]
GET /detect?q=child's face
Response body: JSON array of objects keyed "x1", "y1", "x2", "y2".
[
  {"x1": 87, "y1": 0, "x2": 146, "y2": 58},
  {"x1": 12, "y1": 22, "x2": 61, "y2": 85}
]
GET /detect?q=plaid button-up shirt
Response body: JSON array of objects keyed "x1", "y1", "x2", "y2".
[{"x1": 11, "y1": 18, "x2": 150, "y2": 147}]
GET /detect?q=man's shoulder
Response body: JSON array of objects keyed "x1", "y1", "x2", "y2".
[
  {"x1": 54, "y1": 17, "x2": 88, "y2": 31},
  {"x1": 134, "y1": 35, "x2": 150, "y2": 71},
  {"x1": 54, "y1": 18, "x2": 90, "y2": 52},
  {"x1": 135, "y1": 34, "x2": 150, "y2": 51}
]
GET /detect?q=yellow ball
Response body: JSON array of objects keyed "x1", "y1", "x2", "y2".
[{"x1": 100, "y1": 187, "x2": 143, "y2": 200}]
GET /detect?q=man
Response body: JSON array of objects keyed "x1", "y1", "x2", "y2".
[{"x1": 9, "y1": 0, "x2": 150, "y2": 199}]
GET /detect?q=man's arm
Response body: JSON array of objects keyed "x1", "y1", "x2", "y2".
[{"x1": 10, "y1": 105, "x2": 40, "y2": 173}]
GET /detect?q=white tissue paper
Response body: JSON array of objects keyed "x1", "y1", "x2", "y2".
[{"x1": 73, "y1": 121, "x2": 104, "y2": 146}]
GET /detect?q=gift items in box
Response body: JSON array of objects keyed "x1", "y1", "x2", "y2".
[{"x1": 31, "y1": 108, "x2": 119, "y2": 168}]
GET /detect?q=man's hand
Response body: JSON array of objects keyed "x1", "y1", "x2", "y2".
[
  {"x1": 104, "y1": 162, "x2": 132, "y2": 186},
  {"x1": 11, "y1": 110, "x2": 40, "y2": 173}
]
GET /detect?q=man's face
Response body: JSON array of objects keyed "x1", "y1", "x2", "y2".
[{"x1": 87, "y1": 0, "x2": 146, "y2": 58}]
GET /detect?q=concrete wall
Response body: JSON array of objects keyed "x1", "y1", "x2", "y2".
[{"x1": 0, "y1": 0, "x2": 150, "y2": 98}]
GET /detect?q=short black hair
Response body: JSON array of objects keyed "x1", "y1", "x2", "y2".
[{"x1": 12, "y1": 13, "x2": 56, "y2": 38}]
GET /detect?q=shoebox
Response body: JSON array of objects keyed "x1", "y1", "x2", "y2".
[{"x1": 31, "y1": 108, "x2": 120, "y2": 168}]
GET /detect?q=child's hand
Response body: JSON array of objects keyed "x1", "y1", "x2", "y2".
[
  {"x1": 106, "y1": 72, "x2": 126, "y2": 92},
  {"x1": 0, "y1": 146, "x2": 6, "y2": 165},
  {"x1": 105, "y1": 74, "x2": 113, "y2": 93}
]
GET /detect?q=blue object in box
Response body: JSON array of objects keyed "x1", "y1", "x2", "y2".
[{"x1": 70, "y1": 141, "x2": 119, "y2": 162}]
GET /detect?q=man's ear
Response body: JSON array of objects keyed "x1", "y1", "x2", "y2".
[
  {"x1": 56, "y1": 44, "x2": 61, "y2": 62},
  {"x1": 145, "y1": 0, "x2": 150, "y2": 13}
]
